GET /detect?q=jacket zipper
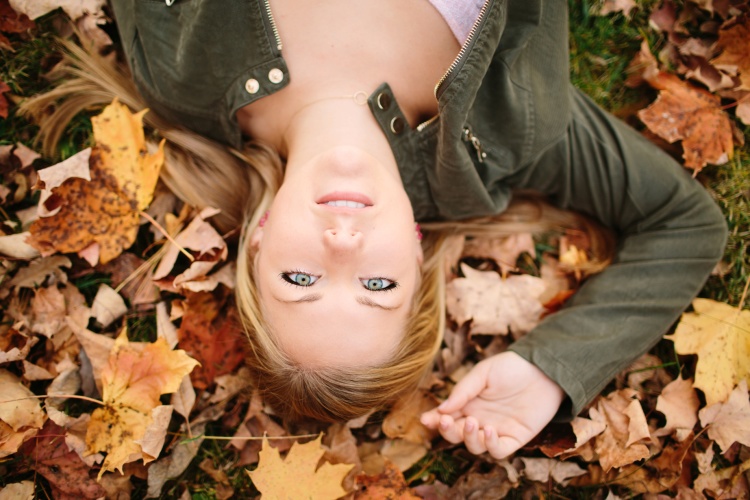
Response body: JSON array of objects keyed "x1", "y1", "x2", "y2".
[
  {"x1": 463, "y1": 126, "x2": 487, "y2": 163},
  {"x1": 416, "y1": 0, "x2": 492, "y2": 132},
  {"x1": 262, "y1": 0, "x2": 283, "y2": 52}
]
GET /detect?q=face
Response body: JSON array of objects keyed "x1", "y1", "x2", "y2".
[{"x1": 252, "y1": 146, "x2": 423, "y2": 368}]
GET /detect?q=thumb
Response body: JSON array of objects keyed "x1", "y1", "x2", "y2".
[{"x1": 436, "y1": 360, "x2": 491, "y2": 414}]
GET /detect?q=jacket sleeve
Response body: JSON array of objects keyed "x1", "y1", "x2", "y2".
[{"x1": 505, "y1": 86, "x2": 727, "y2": 419}]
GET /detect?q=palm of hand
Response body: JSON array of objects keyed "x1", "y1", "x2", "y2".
[{"x1": 421, "y1": 352, "x2": 565, "y2": 459}]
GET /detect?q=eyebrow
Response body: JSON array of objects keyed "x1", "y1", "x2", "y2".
[{"x1": 274, "y1": 293, "x2": 400, "y2": 310}]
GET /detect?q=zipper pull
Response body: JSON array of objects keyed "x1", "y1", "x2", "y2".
[{"x1": 462, "y1": 126, "x2": 487, "y2": 163}]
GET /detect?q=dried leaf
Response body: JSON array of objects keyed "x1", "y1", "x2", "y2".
[
  {"x1": 380, "y1": 439, "x2": 428, "y2": 472},
  {"x1": 666, "y1": 298, "x2": 750, "y2": 406},
  {"x1": 611, "y1": 437, "x2": 693, "y2": 494},
  {"x1": 248, "y1": 435, "x2": 354, "y2": 500},
  {"x1": 712, "y1": 15, "x2": 750, "y2": 90},
  {"x1": 9, "y1": 0, "x2": 105, "y2": 21},
  {"x1": 8, "y1": 255, "x2": 71, "y2": 289},
  {"x1": 0, "y1": 481, "x2": 34, "y2": 500},
  {"x1": 85, "y1": 329, "x2": 199, "y2": 477},
  {"x1": 0, "y1": 232, "x2": 40, "y2": 260},
  {"x1": 382, "y1": 390, "x2": 438, "y2": 445},
  {"x1": 0, "y1": 369, "x2": 45, "y2": 431},
  {"x1": 655, "y1": 376, "x2": 700, "y2": 438},
  {"x1": 446, "y1": 263, "x2": 545, "y2": 336},
  {"x1": 520, "y1": 457, "x2": 587, "y2": 485},
  {"x1": 35, "y1": 148, "x2": 91, "y2": 217},
  {"x1": 0, "y1": 80, "x2": 9, "y2": 118},
  {"x1": 699, "y1": 380, "x2": 750, "y2": 452},
  {"x1": 353, "y1": 459, "x2": 421, "y2": 499},
  {"x1": 638, "y1": 72, "x2": 734, "y2": 171},
  {"x1": 462, "y1": 233, "x2": 535, "y2": 277},
  {"x1": 91, "y1": 283, "x2": 127, "y2": 328},
  {"x1": 591, "y1": 389, "x2": 652, "y2": 471}
]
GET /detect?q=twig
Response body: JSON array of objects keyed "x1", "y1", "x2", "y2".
[
  {"x1": 139, "y1": 210, "x2": 194, "y2": 262},
  {"x1": 0, "y1": 394, "x2": 104, "y2": 406}
]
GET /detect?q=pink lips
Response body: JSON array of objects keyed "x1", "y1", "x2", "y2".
[{"x1": 316, "y1": 192, "x2": 373, "y2": 206}]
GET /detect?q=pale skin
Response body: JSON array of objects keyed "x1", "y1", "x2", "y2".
[{"x1": 240, "y1": 0, "x2": 565, "y2": 459}]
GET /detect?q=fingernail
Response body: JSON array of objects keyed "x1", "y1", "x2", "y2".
[
  {"x1": 440, "y1": 420, "x2": 449, "y2": 430},
  {"x1": 465, "y1": 420, "x2": 475, "y2": 432}
]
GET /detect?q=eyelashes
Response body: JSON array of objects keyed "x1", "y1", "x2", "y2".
[{"x1": 279, "y1": 270, "x2": 399, "y2": 292}]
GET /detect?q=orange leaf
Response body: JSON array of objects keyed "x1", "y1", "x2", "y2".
[
  {"x1": 638, "y1": 72, "x2": 734, "y2": 171},
  {"x1": 247, "y1": 435, "x2": 354, "y2": 500},
  {"x1": 712, "y1": 15, "x2": 750, "y2": 90},
  {"x1": 353, "y1": 459, "x2": 421, "y2": 499},
  {"x1": 85, "y1": 328, "x2": 199, "y2": 477}
]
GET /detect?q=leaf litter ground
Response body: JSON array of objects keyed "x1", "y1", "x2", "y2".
[{"x1": 1, "y1": 0, "x2": 750, "y2": 498}]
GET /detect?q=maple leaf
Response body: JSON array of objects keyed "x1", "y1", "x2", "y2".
[
  {"x1": 665, "y1": 298, "x2": 750, "y2": 406},
  {"x1": 698, "y1": 379, "x2": 750, "y2": 452},
  {"x1": 445, "y1": 263, "x2": 545, "y2": 336},
  {"x1": 28, "y1": 99, "x2": 164, "y2": 264},
  {"x1": 712, "y1": 15, "x2": 750, "y2": 90},
  {"x1": 176, "y1": 288, "x2": 248, "y2": 390},
  {"x1": 85, "y1": 328, "x2": 199, "y2": 477},
  {"x1": 248, "y1": 435, "x2": 354, "y2": 500},
  {"x1": 0, "y1": 369, "x2": 45, "y2": 458},
  {"x1": 638, "y1": 71, "x2": 734, "y2": 171}
]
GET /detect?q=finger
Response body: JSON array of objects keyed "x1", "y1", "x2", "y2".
[
  {"x1": 462, "y1": 417, "x2": 487, "y2": 456},
  {"x1": 437, "y1": 362, "x2": 490, "y2": 414},
  {"x1": 420, "y1": 409, "x2": 440, "y2": 429},
  {"x1": 484, "y1": 425, "x2": 523, "y2": 460},
  {"x1": 437, "y1": 414, "x2": 465, "y2": 444}
]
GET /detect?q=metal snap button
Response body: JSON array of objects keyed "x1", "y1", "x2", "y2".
[
  {"x1": 389, "y1": 117, "x2": 405, "y2": 134},
  {"x1": 376, "y1": 92, "x2": 391, "y2": 110},
  {"x1": 245, "y1": 78, "x2": 260, "y2": 94},
  {"x1": 268, "y1": 68, "x2": 284, "y2": 84}
]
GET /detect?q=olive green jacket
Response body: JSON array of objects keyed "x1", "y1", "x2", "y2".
[{"x1": 111, "y1": 0, "x2": 727, "y2": 418}]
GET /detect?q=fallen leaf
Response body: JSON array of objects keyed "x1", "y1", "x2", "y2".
[
  {"x1": 712, "y1": 15, "x2": 750, "y2": 90},
  {"x1": 19, "y1": 420, "x2": 106, "y2": 499},
  {"x1": 520, "y1": 457, "x2": 587, "y2": 485},
  {"x1": 91, "y1": 283, "x2": 127, "y2": 328},
  {"x1": 35, "y1": 148, "x2": 91, "y2": 217},
  {"x1": 28, "y1": 100, "x2": 164, "y2": 264},
  {"x1": 8, "y1": 255, "x2": 71, "y2": 289},
  {"x1": 610, "y1": 437, "x2": 693, "y2": 494},
  {"x1": 353, "y1": 459, "x2": 421, "y2": 499},
  {"x1": 591, "y1": 389, "x2": 652, "y2": 471},
  {"x1": 694, "y1": 458, "x2": 750, "y2": 498},
  {"x1": 9, "y1": 0, "x2": 106, "y2": 21},
  {"x1": 177, "y1": 288, "x2": 247, "y2": 390},
  {"x1": 638, "y1": 72, "x2": 734, "y2": 171},
  {"x1": 698, "y1": 380, "x2": 750, "y2": 453},
  {"x1": 446, "y1": 263, "x2": 545, "y2": 336},
  {"x1": 655, "y1": 376, "x2": 700, "y2": 438},
  {"x1": 85, "y1": 328, "x2": 199, "y2": 477},
  {"x1": 598, "y1": 0, "x2": 637, "y2": 17},
  {"x1": 380, "y1": 439, "x2": 428, "y2": 472},
  {"x1": 666, "y1": 298, "x2": 750, "y2": 405},
  {"x1": 0, "y1": 369, "x2": 45, "y2": 431},
  {"x1": 0, "y1": 232, "x2": 40, "y2": 260},
  {"x1": 0, "y1": 80, "x2": 10, "y2": 118},
  {"x1": 0, "y1": 481, "x2": 34, "y2": 500},
  {"x1": 146, "y1": 421, "x2": 207, "y2": 498},
  {"x1": 382, "y1": 389, "x2": 439, "y2": 445},
  {"x1": 448, "y1": 460, "x2": 518, "y2": 500},
  {"x1": 248, "y1": 435, "x2": 354, "y2": 500}
]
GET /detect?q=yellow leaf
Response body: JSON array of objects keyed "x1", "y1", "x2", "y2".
[
  {"x1": 91, "y1": 98, "x2": 164, "y2": 211},
  {"x1": 665, "y1": 298, "x2": 750, "y2": 405},
  {"x1": 85, "y1": 328, "x2": 199, "y2": 478},
  {"x1": 248, "y1": 435, "x2": 354, "y2": 500}
]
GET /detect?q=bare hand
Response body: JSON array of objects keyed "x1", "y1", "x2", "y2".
[{"x1": 420, "y1": 351, "x2": 565, "y2": 459}]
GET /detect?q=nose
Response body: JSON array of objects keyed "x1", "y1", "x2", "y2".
[{"x1": 323, "y1": 228, "x2": 363, "y2": 253}]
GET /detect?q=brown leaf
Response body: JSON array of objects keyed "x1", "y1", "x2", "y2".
[
  {"x1": 462, "y1": 233, "x2": 535, "y2": 277},
  {"x1": 0, "y1": 80, "x2": 10, "y2": 119},
  {"x1": 448, "y1": 460, "x2": 518, "y2": 500},
  {"x1": 655, "y1": 376, "x2": 700, "y2": 438},
  {"x1": 446, "y1": 263, "x2": 545, "y2": 336},
  {"x1": 610, "y1": 437, "x2": 694, "y2": 494},
  {"x1": 35, "y1": 148, "x2": 91, "y2": 217},
  {"x1": 380, "y1": 439, "x2": 427, "y2": 472},
  {"x1": 699, "y1": 380, "x2": 750, "y2": 453},
  {"x1": 353, "y1": 459, "x2": 421, "y2": 499},
  {"x1": 712, "y1": 15, "x2": 750, "y2": 90},
  {"x1": 591, "y1": 389, "x2": 652, "y2": 471},
  {"x1": 382, "y1": 390, "x2": 438, "y2": 445},
  {"x1": 177, "y1": 288, "x2": 248, "y2": 390},
  {"x1": 19, "y1": 420, "x2": 106, "y2": 499},
  {"x1": 0, "y1": 1, "x2": 33, "y2": 35},
  {"x1": 638, "y1": 72, "x2": 734, "y2": 171},
  {"x1": 598, "y1": 0, "x2": 637, "y2": 17},
  {"x1": 8, "y1": 0, "x2": 105, "y2": 21},
  {"x1": 520, "y1": 457, "x2": 587, "y2": 485},
  {"x1": 8, "y1": 255, "x2": 71, "y2": 289}
]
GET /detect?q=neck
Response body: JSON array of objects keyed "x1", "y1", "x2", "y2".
[{"x1": 282, "y1": 97, "x2": 400, "y2": 180}]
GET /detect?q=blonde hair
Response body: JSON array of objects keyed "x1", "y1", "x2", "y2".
[{"x1": 21, "y1": 40, "x2": 613, "y2": 421}]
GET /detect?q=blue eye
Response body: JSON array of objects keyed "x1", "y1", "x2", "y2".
[
  {"x1": 362, "y1": 278, "x2": 397, "y2": 291},
  {"x1": 281, "y1": 272, "x2": 318, "y2": 287}
]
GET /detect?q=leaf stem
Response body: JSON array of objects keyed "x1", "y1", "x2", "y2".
[
  {"x1": 0, "y1": 394, "x2": 104, "y2": 406},
  {"x1": 139, "y1": 210, "x2": 194, "y2": 262}
]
